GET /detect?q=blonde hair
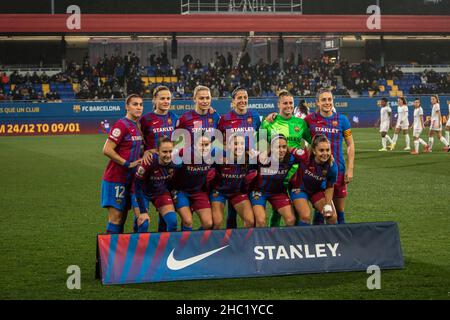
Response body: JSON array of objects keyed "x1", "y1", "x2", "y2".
[{"x1": 193, "y1": 85, "x2": 211, "y2": 99}]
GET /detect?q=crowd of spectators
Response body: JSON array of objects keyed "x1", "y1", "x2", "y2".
[{"x1": 1, "y1": 50, "x2": 449, "y2": 102}]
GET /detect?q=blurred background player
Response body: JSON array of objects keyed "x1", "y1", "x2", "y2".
[
  {"x1": 139, "y1": 85, "x2": 178, "y2": 232},
  {"x1": 390, "y1": 97, "x2": 411, "y2": 151},
  {"x1": 446, "y1": 103, "x2": 450, "y2": 146},
  {"x1": 410, "y1": 98, "x2": 429, "y2": 155},
  {"x1": 376, "y1": 97, "x2": 393, "y2": 151},
  {"x1": 294, "y1": 99, "x2": 310, "y2": 120},
  {"x1": 249, "y1": 135, "x2": 297, "y2": 227},
  {"x1": 305, "y1": 88, "x2": 354, "y2": 225},
  {"x1": 427, "y1": 95, "x2": 449, "y2": 152},
  {"x1": 171, "y1": 135, "x2": 214, "y2": 230},
  {"x1": 133, "y1": 137, "x2": 178, "y2": 232},
  {"x1": 101, "y1": 94, "x2": 144, "y2": 234},
  {"x1": 217, "y1": 86, "x2": 260, "y2": 229},
  {"x1": 209, "y1": 134, "x2": 255, "y2": 229},
  {"x1": 290, "y1": 134, "x2": 338, "y2": 225},
  {"x1": 260, "y1": 90, "x2": 312, "y2": 227}
]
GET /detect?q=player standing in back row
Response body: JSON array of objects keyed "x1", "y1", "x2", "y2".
[{"x1": 304, "y1": 88, "x2": 355, "y2": 225}]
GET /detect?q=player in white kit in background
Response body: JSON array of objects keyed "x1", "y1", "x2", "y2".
[
  {"x1": 377, "y1": 97, "x2": 393, "y2": 151},
  {"x1": 410, "y1": 98, "x2": 430, "y2": 155},
  {"x1": 390, "y1": 97, "x2": 411, "y2": 151},
  {"x1": 426, "y1": 95, "x2": 449, "y2": 152},
  {"x1": 446, "y1": 103, "x2": 450, "y2": 146}
]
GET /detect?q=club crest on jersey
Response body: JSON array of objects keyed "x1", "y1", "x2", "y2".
[
  {"x1": 322, "y1": 170, "x2": 327, "y2": 176},
  {"x1": 112, "y1": 128, "x2": 121, "y2": 137},
  {"x1": 247, "y1": 117, "x2": 253, "y2": 124},
  {"x1": 252, "y1": 191, "x2": 262, "y2": 200},
  {"x1": 294, "y1": 126, "x2": 300, "y2": 132},
  {"x1": 116, "y1": 198, "x2": 122, "y2": 204},
  {"x1": 137, "y1": 166, "x2": 145, "y2": 177},
  {"x1": 168, "y1": 118, "x2": 172, "y2": 125},
  {"x1": 332, "y1": 121, "x2": 338, "y2": 127},
  {"x1": 208, "y1": 118, "x2": 213, "y2": 125}
]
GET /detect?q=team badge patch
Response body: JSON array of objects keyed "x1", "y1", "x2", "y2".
[
  {"x1": 137, "y1": 166, "x2": 145, "y2": 177},
  {"x1": 208, "y1": 118, "x2": 213, "y2": 124},
  {"x1": 252, "y1": 191, "x2": 262, "y2": 200},
  {"x1": 116, "y1": 199, "x2": 122, "y2": 204},
  {"x1": 168, "y1": 118, "x2": 172, "y2": 125},
  {"x1": 294, "y1": 126, "x2": 300, "y2": 132},
  {"x1": 332, "y1": 121, "x2": 338, "y2": 127},
  {"x1": 247, "y1": 117, "x2": 253, "y2": 124},
  {"x1": 112, "y1": 128, "x2": 121, "y2": 138},
  {"x1": 295, "y1": 149, "x2": 305, "y2": 156}
]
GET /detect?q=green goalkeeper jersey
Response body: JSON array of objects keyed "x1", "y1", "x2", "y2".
[{"x1": 260, "y1": 115, "x2": 312, "y2": 148}]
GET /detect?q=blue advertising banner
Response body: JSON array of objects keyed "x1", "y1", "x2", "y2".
[
  {"x1": 96, "y1": 222, "x2": 404, "y2": 285},
  {"x1": 1, "y1": 96, "x2": 449, "y2": 136}
]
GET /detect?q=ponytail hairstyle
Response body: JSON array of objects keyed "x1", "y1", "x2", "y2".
[
  {"x1": 277, "y1": 89, "x2": 293, "y2": 102},
  {"x1": 431, "y1": 94, "x2": 440, "y2": 104},
  {"x1": 310, "y1": 134, "x2": 333, "y2": 166},
  {"x1": 125, "y1": 93, "x2": 142, "y2": 106},
  {"x1": 270, "y1": 134, "x2": 289, "y2": 162}
]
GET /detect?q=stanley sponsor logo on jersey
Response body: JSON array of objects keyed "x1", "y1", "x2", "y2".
[{"x1": 254, "y1": 243, "x2": 340, "y2": 260}]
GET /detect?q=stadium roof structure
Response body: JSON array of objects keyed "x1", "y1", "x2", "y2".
[{"x1": 0, "y1": 14, "x2": 449, "y2": 35}]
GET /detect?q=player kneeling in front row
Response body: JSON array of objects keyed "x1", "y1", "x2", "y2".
[
  {"x1": 249, "y1": 135, "x2": 300, "y2": 227},
  {"x1": 289, "y1": 134, "x2": 338, "y2": 225},
  {"x1": 171, "y1": 135, "x2": 214, "y2": 231},
  {"x1": 134, "y1": 137, "x2": 178, "y2": 232},
  {"x1": 209, "y1": 134, "x2": 256, "y2": 229}
]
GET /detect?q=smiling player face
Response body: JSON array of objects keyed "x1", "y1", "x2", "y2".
[
  {"x1": 158, "y1": 142, "x2": 173, "y2": 164},
  {"x1": 317, "y1": 92, "x2": 334, "y2": 116},
  {"x1": 313, "y1": 141, "x2": 331, "y2": 164},
  {"x1": 231, "y1": 135, "x2": 246, "y2": 158},
  {"x1": 126, "y1": 97, "x2": 144, "y2": 121},
  {"x1": 278, "y1": 96, "x2": 294, "y2": 118},
  {"x1": 232, "y1": 90, "x2": 248, "y2": 114},
  {"x1": 271, "y1": 137, "x2": 288, "y2": 160},
  {"x1": 154, "y1": 90, "x2": 172, "y2": 114}
]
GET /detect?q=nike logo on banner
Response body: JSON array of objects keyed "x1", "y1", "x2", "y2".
[{"x1": 166, "y1": 245, "x2": 229, "y2": 270}]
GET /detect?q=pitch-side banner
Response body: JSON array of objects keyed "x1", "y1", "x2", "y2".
[{"x1": 96, "y1": 222, "x2": 403, "y2": 285}]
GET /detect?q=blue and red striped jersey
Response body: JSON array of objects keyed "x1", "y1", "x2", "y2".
[
  {"x1": 304, "y1": 112, "x2": 352, "y2": 173},
  {"x1": 102, "y1": 117, "x2": 143, "y2": 184},
  {"x1": 139, "y1": 111, "x2": 178, "y2": 150}
]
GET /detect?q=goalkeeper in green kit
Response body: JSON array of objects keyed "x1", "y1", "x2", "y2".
[{"x1": 260, "y1": 90, "x2": 312, "y2": 226}]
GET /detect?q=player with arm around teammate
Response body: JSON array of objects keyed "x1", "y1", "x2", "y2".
[
  {"x1": 289, "y1": 134, "x2": 338, "y2": 225},
  {"x1": 170, "y1": 135, "x2": 215, "y2": 231},
  {"x1": 133, "y1": 137, "x2": 178, "y2": 232},
  {"x1": 209, "y1": 134, "x2": 255, "y2": 229},
  {"x1": 304, "y1": 88, "x2": 354, "y2": 225},
  {"x1": 217, "y1": 86, "x2": 261, "y2": 229},
  {"x1": 139, "y1": 85, "x2": 178, "y2": 232},
  {"x1": 250, "y1": 134, "x2": 299, "y2": 228},
  {"x1": 101, "y1": 94, "x2": 144, "y2": 234}
]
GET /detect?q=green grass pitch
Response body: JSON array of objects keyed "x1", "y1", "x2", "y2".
[{"x1": 0, "y1": 128, "x2": 449, "y2": 300}]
